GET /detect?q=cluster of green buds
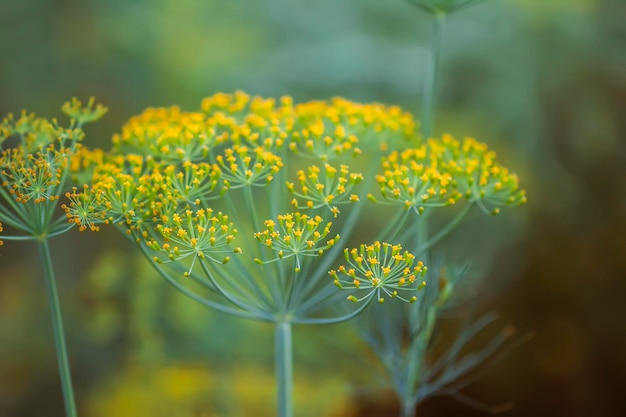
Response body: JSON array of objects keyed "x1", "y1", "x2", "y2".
[
  {"x1": 63, "y1": 92, "x2": 524, "y2": 325},
  {"x1": 0, "y1": 99, "x2": 107, "y2": 243}
]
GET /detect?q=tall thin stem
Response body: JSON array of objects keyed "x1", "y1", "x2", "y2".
[
  {"x1": 421, "y1": 11, "x2": 447, "y2": 139},
  {"x1": 401, "y1": 399, "x2": 417, "y2": 417},
  {"x1": 37, "y1": 239, "x2": 78, "y2": 417},
  {"x1": 275, "y1": 321, "x2": 293, "y2": 417}
]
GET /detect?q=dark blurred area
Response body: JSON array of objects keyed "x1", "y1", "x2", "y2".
[{"x1": 1, "y1": 0, "x2": 625, "y2": 416}]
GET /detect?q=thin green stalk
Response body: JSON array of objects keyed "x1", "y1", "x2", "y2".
[
  {"x1": 135, "y1": 236, "x2": 267, "y2": 320},
  {"x1": 0, "y1": 185, "x2": 29, "y2": 223},
  {"x1": 293, "y1": 295, "x2": 374, "y2": 325},
  {"x1": 198, "y1": 257, "x2": 269, "y2": 317},
  {"x1": 379, "y1": 209, "x2": 410, "y2": 243},
  {"x1": 241, "y1": 184, "x2": 283, "y2": 307},
  {"x1": 0, "y1": 234, "x2": 37, "y2": 241},
  {"x1": 275, "y1": 321, "x2": 293, "y2": 417},
  {"x1": 401, "y1": 400, "x2": 417, "y2": 417},
  {"x1": 243, "y1": 185, "x2": 262, "y2": 232},
  {"x1": 421, "y1": 11, "x2": 447, "y2": 139},
  {"x1": 417, "y1": 203, "x2": 473, "y2": 256},
  {"x1": 37, "y1": 239, "x2": 78, "y2": 417}
]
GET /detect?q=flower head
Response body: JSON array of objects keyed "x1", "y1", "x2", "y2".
[
  {"x1": 287, "y1": 163, "x2": 363, "y2": 217},
  {"x1": 254, "y1": 212, "x2": 339, "y2": 271},
  {"x1": 62, "y1": 185, "x2": 108, "y2": 231},
  {"x1": 159, "y1": 161, "x2": 225, "y2": 204},
  {"x1": 62, "y1": 97, "x2": 108, "y2": 126},
  {"x1": 147, "y1": 208, "x2": 240, "y2": 276},
  {"x1": 368, "y1": 144, "x2": 462, "y2": 214},
  {"x1": 0, "y1": 99, "x2": 106, "y2": 241},
  {"x1": 291, "y1": 98, "x2": 418, "y2": 154},
  {"x1": 439, "y1": 135, "x2": 527, "y2": 215},
  {"x1": 329, "y1": 242, "x2": 427, "y2": 304},
  {"x1": 215, "y1": 144, "x2": 283, "y2": 188}
]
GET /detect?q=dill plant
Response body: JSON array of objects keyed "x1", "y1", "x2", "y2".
[
  {"x1": 65, "y1": 89, "x2": 525, "y2": 416},
  {"x1": 0, "y1": 99, "x2": 107, "y2": 417}
]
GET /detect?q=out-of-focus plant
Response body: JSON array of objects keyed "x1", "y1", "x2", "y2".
[
  {"x1": 86, "y1": 364, "x2": 353, "y2": 417},
  {"x1": 0, "y1": 99, "x2": 107, "y2": 417},
  {"x1": 66, "y1": 87, "x2": 524, "y2": 416}
]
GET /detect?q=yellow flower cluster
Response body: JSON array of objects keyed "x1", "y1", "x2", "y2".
[
  {"x1": 113, "y1": 92, "x2": 417, "y2": 166},
  {"x1": 254, "y1": 212, "x2": 339, "y2": 272},
  {"x1": 62, "y1": 92, "x2": 525, "y2": 307},
  {"x1": 291, "y1": 97, "x2": 418, "y2": 153},
  {"x1": 0, "y1": 222, "x2": 4, "y2": 246},
  {"x1": 158, "y1": 161, "x2": 225, "y2": 205},
  {"x1": 148, "y1": 208, "x2": 240, "y2": 274},
  {"x1": 0, "y1": 146, "x2": 67, "y2": 204},
  {"x1": 215, "y1": 144, "x2": 283, "y2": 188},
  {"x1": 439, "y1": 135, "x2": 527, "y2": 214},
  {"x1": 287, "y1": 163, "x2": 363, "y2": 216},
  {"x1": 112, "y1": 106, "x2": 226, "y2": 162},
  {"x1": 62, "y1": 185, "x2": 108, "y2": 231},
  {"x1": 0, "y1": 99, "x2": 107, "y2": 245},
  {"x1": 329, "y1": 242, "x2": 427, "y2": 304},
  {"x1": 369, "y1": 134, "x2": 526, "y2": 215}
]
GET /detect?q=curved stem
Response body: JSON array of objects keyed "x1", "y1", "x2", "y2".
[
  {"x1": 135, "y1": 238, "x2": 267, "y2": 320},
  {"x1": 421, "y1": 11, "x2": 446, "y2": 139},
  {"x1": 0, "y1": 185, "x2": 32, "y2": 227},
  {"x1": 275, "y1": 321, "x2": 293, "y2": 417},
  {"x1": 47, "y1": 224, "x2": 75, "y2": 239},
  {"x1": 0, "y1": 234, "x2": 37, "y2": 241},
  {"x1": 37, "y1": 239, "x2": 78, "y2": 417},
  {"x1": 199, "y1": 257, "x2": 273, "y2": 319},
  {"x1": 417, "y1": 203, "x2": 473, "y2": 256},
  {"x1": 379, "y1": 209, "x2": 410, "y2": 243},
  {"x1": 293, "y1": 295, "x2": 373, "y2": 325},
  {"x1": 243, "y1": 185, "x2": 261, "y2": 232}
]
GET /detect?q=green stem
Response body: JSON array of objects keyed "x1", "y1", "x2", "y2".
[
  {"x1": 417, "y1": 203, "x2": 473, "y2": 256},
  {"x1": 421, "y1": 11, "x2": 446, "y2": 139},
  {"x1": 37, "y1": 239, "x2": 78, "y2": 417},
  {"x1": 379, "y1": 209, "x2": 410, "y2": 243},
  {"x1": 134, "y1": 235, "x2": 268, "y2": 320},
  {"x1": 400, "y1": 399, "x2": 417, "y2": 417},
  {"x1": 293, "y1": 294, "x2": 373, "y2": 325},
  {"x1": 275, "y1": 321, "x2": 293, "y2": 417}
]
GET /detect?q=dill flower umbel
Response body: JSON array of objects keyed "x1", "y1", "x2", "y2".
[
  {"x1": 148, "y1": 208, "x2": 240, "y2": 274},
  {"x1": 368, "y1": 144, "x2": 461, "y2": 214},
  {"x1": 438, "y1": 135, "x2": 527, "y2": 215},
  {"x1": 62, "y1": 91, "x2": 526, "y2": 417},
  {"x1": 330, "y1": 242, "x2": 427, "y2": 304},
  {"x1": 287, "y1": 163, "x2": 363, "y2": 216},
  {"x1": 254, "y1": 212, "x2": 339, "y2": 271},
  {"x1": 66, "y1": 92, "x2": 527, "y2": 317},
  {"x1": 0, "y1": 98, "x2": 107, "y2": 240}
]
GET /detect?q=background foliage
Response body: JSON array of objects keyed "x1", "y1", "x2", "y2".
[{"x1": 1, "y1": 0, "x2": 624, "y2": 416}]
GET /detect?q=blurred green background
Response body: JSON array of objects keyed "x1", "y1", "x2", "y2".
[{"x1": 1, "y1": 0, "x2": 625, "y2": 416}]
